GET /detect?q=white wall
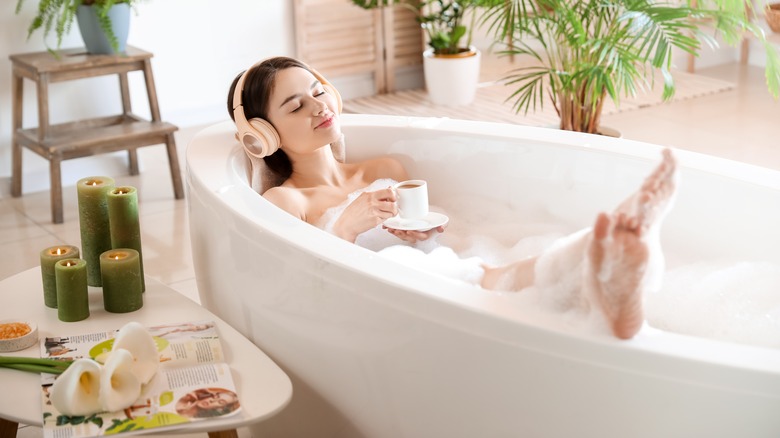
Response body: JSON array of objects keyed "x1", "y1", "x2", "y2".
[
  {"x1": 0, "y1": 1, "x2": 759, "y2": 193},
  {"x1": 0, "y1": 0, "x2": 297, "y2": 191}
]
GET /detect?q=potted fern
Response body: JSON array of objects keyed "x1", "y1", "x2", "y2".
[
  {"x1": 351, "y1": 0, "x2": 492, "y2": 105},
  {"x1": 15, "y1": 0, "x2": 142, "y2": 56},
  {"x1": 479, "y1": 0, "x2": 780, "y2": 134}
]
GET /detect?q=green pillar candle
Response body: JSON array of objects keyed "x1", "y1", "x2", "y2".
[
  {"x1": 55, "y1": 258, "x2": 90, "y2": 322},
  {"x1": 77, "y1": 176, "x2": 115, "y2": 287},
  {"x1": 100, "y1": 248, "x2": 143, "y2": 313},
  {"x1": 39, "y1": 245, "x2": 80, "y2": 308},
  {"x1": 107, "y1": 186, "x2": 145, "y2": 292}
]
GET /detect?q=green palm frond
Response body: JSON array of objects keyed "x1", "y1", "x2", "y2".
[{"x1": 480, "y1": 0, "x2": 780, "y2": 132}]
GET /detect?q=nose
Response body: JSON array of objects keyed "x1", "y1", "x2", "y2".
[{"x1": 313, "y1": 100, "x2": 327, "y2": 116}]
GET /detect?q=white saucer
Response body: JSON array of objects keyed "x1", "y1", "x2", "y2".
[{"x1": 383, "y1": 212, "x2": 449, "y2": 231}]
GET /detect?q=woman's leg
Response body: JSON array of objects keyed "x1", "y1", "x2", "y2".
[
  {"x1": 585, "y1": 149, "x2": 677, "y2": 338},
  {"x1": 482, "y1": 149, "x2": 678, "y2": 339},
  {"x1": 481, "y1": 256, "x2": 537, "y2": 291}
]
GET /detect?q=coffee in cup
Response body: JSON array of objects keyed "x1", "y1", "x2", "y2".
[{"x1": 394, "y1": 179, "x2": 428, "y2": 220}]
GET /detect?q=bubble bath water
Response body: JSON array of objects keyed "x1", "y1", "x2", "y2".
[{"x1": 337, "y1": 187, "x2": 780, "y2": 350}]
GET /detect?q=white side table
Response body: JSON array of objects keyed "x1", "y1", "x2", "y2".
[{"x1": 0, "y1": 268, "x2": 292, "y2": 437}]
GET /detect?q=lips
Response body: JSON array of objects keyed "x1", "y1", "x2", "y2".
[{"x1": 316, "y1": 116, "x2": 334, "y2": 129}]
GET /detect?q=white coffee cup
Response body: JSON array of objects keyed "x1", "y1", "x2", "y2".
[{"x1": 394, "y1": 180, "x2": 429, "y2": 220}]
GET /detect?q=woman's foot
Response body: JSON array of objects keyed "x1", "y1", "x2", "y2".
[
  {"x1": 588, "y1": 150, "x2": 678, "y2": 339},
  {"x1": 614, "y1": 148, "x2": 677, "y2": 235}
]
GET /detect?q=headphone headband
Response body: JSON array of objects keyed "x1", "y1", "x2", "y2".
[{"x1": 232, "y1": 58, "x2": 342, "y2": 159}]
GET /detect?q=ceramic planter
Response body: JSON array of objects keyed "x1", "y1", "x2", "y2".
[
  {"x1": 423, "y1": 46, "x2": 481, "y2": 106},
  {"x1": 76, "y1": 4, "x2": 131, "y2": 55}
]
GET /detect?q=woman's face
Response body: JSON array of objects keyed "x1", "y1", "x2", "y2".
[
  {"x1": 197, "y1": 391, "x2": 238, "y2": 409},
  {"x1": 265, "y1": 67, "x2": 341, "y2": 155}
]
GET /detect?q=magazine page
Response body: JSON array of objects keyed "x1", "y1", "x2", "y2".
[
  {"x1": 39, "y1": 321, "x2": 241, "y2": 437},
  {"x1": 41, "y1": 320, "x2": 224, "y2": 367}
]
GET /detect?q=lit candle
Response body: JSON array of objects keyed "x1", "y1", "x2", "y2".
[
  {"x1": 77, "y1": 176, "x2": 115, "y2": 287},
  {"x1": 107, "y1": 186, "x2": 145, "y2": 292},
  {"x1": 55, "y1": 258, "x2": 89, "y2": 322},
  {"x1": 39, "y1": 245, "x2": 80, "y2": 308},
  {"x1": 99, "y1": 249, "x2": 143, "y2": 313}
]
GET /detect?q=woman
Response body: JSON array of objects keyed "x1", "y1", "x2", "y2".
[
  {"x1": 176, "y1": 387, "x2": 240, "y2": 418},
  {"x1": 227, "y1": 56, "x2": 678, "y2": 340}
]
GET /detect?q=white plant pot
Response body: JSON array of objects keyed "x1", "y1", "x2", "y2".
[{"x1": 423, "y1": 47, "x2": 481, "y2": 106}]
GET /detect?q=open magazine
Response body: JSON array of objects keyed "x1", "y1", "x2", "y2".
[{"x1": 39, "y1": 320, "x2": 240, "y2": 437}]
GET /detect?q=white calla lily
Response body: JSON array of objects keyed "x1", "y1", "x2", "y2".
[
  {"x1": 93, "y1": 350, "x2": 111, "y2": 365},
  {"x1": 50, "y1": 358, "x2": 102, "y2": 416},
  {"x1": 112, "y1": 321, "x2": 159, "y2": 384},
  {"x1": 100, "y1": 348, "x2": 141, "y2": 413}
]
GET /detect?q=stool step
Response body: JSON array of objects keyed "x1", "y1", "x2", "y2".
[{"x1": 16, "y1": 114, "x2": 178, "y2": 160}]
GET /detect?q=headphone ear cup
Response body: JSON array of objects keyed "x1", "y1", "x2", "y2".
[{"x1": 240, "y1": 118, "x2": 281, "y2": 158}]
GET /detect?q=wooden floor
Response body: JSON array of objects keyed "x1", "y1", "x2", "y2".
[{"x1": 343, "y1": 55, "x2": 736, "y2": 127}]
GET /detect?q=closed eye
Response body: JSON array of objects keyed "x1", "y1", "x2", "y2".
[{"x1": 291, "y1": 91, "x2": 325, "y2": 113}]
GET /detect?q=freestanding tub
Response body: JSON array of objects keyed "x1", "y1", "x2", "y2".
[{"x1": 186, "y1": 115, "x2": 780, "y2": 438}]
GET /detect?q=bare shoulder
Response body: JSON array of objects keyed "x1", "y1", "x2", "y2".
[
  {"x1": 262, "y1": 186, "x2": 307, "y2": 220},
  {"x1": 362, "y1": 156, "x2": 409, "y2": 182}
]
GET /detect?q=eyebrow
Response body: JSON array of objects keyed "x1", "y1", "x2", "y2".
[{"x1": 279, "y1": 80, "x2": 321, "y2": 109}]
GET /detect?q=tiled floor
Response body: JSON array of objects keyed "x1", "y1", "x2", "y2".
[{"x1": 3, "y1": 60, "x2": 780, "y2": 437}]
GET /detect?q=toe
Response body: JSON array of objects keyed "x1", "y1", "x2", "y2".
[{"x1": 594, "y1": 212, "x2": 610, "y2": 241}]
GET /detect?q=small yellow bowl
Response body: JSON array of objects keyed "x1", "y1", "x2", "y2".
[{"x1": 0, "y1": 320, "x2": 39, "y2": 352}]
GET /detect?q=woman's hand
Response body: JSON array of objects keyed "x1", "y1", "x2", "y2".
[
  {"x1": 384, "y1": 225, "x2": 445, "y2": 244},
  {"x1": 333, "y1": 188, "x2": 397, "y2": 242}
]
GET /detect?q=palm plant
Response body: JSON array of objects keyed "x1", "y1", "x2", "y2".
[{"x1": 479, "y1": 0, "x2": 780, "y2": 133}]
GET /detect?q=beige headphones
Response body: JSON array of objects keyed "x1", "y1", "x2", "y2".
[{"x1": 232, "y1": 59, "x2": 343, "y2": 159}]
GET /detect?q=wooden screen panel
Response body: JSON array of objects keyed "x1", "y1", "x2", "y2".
[
  {"x1": 382, "y1": 3, "x2": 424, "y2": 92},
  {"x1": 294, "y1": 0, "x2": 385, "y2": 92},
  {"x1": 389, "y1": 4, "x2": 423, "y2": 68},
  {"x1": 294, "y1": 0, "x2": 423, "y2": 94}
]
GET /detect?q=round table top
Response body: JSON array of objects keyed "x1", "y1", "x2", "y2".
[{"x1": 0, "y1": 268, "x2": 292, "y2": 434}]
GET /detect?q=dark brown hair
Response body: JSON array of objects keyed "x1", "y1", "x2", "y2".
[{"x1": 227, "y1": 57, "x2": 313, "y2": 180}]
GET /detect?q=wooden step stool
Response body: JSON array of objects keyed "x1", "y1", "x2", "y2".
[{"x1": 10, "y1": 46, "x2": 184, "y2": 223}]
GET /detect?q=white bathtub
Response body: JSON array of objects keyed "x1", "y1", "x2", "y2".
[{"x1": 186, "y1": 115, "x2": 780, "y2": 438}]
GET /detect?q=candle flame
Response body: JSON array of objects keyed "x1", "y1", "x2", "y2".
[
  {"x1": 104, "y1": 251, "x2": 129, "y2": 260},
  {"x1": 62, "y1": 260, "x2": 78, "y2": 267},
  {"x1": 52, "y1": 248, "x2": 66, "y2": 255},
  {"x1": 86, "y1": 180, "x2": 101, "y2": 186}
]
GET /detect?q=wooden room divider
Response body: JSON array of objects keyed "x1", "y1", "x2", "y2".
[{"x1": 293, "y1": 0, "x2": 423, "y2": 94}]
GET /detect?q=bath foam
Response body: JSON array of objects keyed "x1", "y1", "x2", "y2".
[
  {"x1": 645, "y1": 261, "x2": 780, "y2": 349},
  {"x1": 449, "y1": 203, "x2": 779, "y2": 348},
  {"x1": 378, "y1": 245, "x2": 485, "y2": 286},
  {"x1": 431, "y1": 192, "x2": 780, "y2": 348},
  {"x1": 425, "y1": 198, "x2": 780, "y2": 349},
  {"x1": 434, "y1": 193, "x2": 571, "y2": 266},
  {"x1": 323, "y1": 182, "x2": 779, "y2": 348}
]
